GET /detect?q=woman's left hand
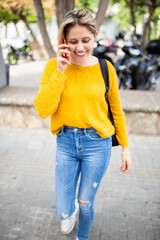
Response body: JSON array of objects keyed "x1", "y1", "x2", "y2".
[{"x1": 120, "y1": 147, "x2": 132, "y2": 173}]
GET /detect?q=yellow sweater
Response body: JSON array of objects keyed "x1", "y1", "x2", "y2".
[{"x1": 34, "y1": 58, "x2": 129, "y2": 147}]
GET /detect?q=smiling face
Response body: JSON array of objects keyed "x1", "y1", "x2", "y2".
[{"x1": 66, "y1": 24, "x2": 97, "y2": 66}]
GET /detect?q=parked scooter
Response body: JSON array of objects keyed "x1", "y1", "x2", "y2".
[
  {"x1": 92, "y1": 32, "x2": 124, "y2": 65},
  {"x1": 7, "y1": 39, "x2": 34, "y2": 65},
  {"x1": 146, "y1": 39, "x2": 160, "y2": 84},
  {"x1": 92, "y1": 37, "x2": 119, "y2": 65},
  {"x1": 116, "y1": 41, "x2": 160, "y2": 90}
]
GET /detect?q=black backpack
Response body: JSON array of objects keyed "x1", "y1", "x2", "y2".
[{"x1": 98, "y1": 59, "x2": 119, "y2": 147}]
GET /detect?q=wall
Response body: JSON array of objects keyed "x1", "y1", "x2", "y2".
[{"x1": 0, "y1": 45, "x2": 8, "y2": 88}]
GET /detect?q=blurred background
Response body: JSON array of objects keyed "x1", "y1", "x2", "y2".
[
  {"x1": 0, "y1": 1, "x2": 160, "y2": 240},
  {"x1": 0, "y1": 0, "x2": 160, "y2": 90}
]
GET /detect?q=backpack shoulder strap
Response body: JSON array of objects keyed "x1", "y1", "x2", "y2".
[
  {"x1": 98, "y1": 59, "x2": 114, "y2": 125},
  {"x1": 98, "y1": 59, "x2": 109, "y2": 95}
]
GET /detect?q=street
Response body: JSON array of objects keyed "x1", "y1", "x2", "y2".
[{"x1": 0, "y1": 127, "x2": 160, "y2": 240}]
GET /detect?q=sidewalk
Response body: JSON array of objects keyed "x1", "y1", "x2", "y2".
[
  {"x1": 0, "y1": 127, "x2": 160, "y2": 240},
  {"x1": 9, "y1": 60, "x2": 46, "y2": 88}
]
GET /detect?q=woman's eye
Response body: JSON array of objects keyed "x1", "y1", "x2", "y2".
[
  {"x1": 70, "y1": 41, "x2": 77, "y2": 44},
  {"x1": 83, "y1": 40, "x2": 89, "y2": 43},
  {"x1": 69, "y1": 39, "x2": 90, "y2": 44}
]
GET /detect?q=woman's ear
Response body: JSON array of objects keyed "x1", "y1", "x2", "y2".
[{"x1": 94, "y1": 31, "x2": 98, "y2": 39}]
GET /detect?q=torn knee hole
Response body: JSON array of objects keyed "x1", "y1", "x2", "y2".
[{"x1": 78, "y1": 200, "x2": 89, "y2": 205}]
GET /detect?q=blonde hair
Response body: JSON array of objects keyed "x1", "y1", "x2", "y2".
[{"x1": 58, "y1": 9, "x2": 97, "y2": 45}]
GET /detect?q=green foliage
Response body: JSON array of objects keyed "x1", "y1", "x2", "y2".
[
  {"x1": 0, "y1": 8, "x2": 20, "y2": 25},
  {"x1": 153, "y1": 5, "x2": 160, "y2": 22},
  {"x1": 26, "y1": 15, "x2": 37, "y2": 23},
  {"x1": 112, "y1": 2, "x2": 131, "y2": 30},
  {"x1": 75, "y1": 0, "x2": 100, "y2": 12},
  {"x1": 150, "y1": 6, "x2": 160, "y2": 39},
  {"x1": 44, "y1": 12, "x2": 52, "y2": 23},
  {"x1": 22, "y1": 2, "x2": 51, "y2": 24},
  {"x1": 111, "y1": 0, "x2": 160, "y2": 38},
  {"x1": 25, "y1": 11, "x2": 51, "y2": 23},
  {"x1": 0, "y1": 1, "x2": 52, "y2": 25}
]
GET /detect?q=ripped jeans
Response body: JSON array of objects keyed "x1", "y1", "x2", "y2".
[{"x1": 55, "y1": 126, "x2": 112, "y2": 240}]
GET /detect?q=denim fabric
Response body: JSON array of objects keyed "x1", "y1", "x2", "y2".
[{"x1": 55, "y1": 126, "x2": 112, "y2": 240}]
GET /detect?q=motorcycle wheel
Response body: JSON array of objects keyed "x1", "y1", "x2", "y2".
[
  {"x1": 118, "y1": 73, "x2": 132, "y2": 89},
  {"x1": 8, "y1": 52, "x2": 18, "y2": 65},
  {"x1": 147, "y1": 72, "x2": 157, "y2": 90},
  {"x1": 30, "y1": 54, "x2": 35, "y2": 61},
  {"x1": 26, "y1": 47, "x2": 35, "y2": 61}
]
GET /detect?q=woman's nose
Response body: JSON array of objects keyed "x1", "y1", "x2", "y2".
[{"x1": 76, "y1": 42, "x2": 84, "y2": 51}]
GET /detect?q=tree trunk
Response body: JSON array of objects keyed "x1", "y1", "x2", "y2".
[
  {"x1": 10, "y1": 6, "x2": 45, "y2": 58},
  {"x1": 21, "y1": 16, "x2": 39, "y2": 43},
  {"x1": 130, "y1": 0, "x2": 137, "y2": 46},
  {"x1": 20, "y1": 15, "x2": 46, "y2": 58},
  {"x1": 5, "y1": 25, "x2": 7, "y2": 39},
  {"x1": 141, "y1": 5, "x2": 154, "y2": 49},
  {"x1": 10, "y1": 6, "x2": 39, "y2": 43},
  {"x1": 13, "y1": 21, "x2": 20, "y2": 38},
  {"x1": 56, "y1": 0, "x2": 74, "y2": 28},
  {"x1": 33, "y1": 0, "x2": 56, "y2": 58},
  {"x1": 95, "y1": 0, "x2": 109, "y2": 31}
]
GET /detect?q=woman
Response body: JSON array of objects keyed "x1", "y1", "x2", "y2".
[{"x1": 34, "y1": 9, "x2": 132, "y2": 240}]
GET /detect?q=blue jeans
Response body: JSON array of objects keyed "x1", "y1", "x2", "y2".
[{"x1": 55, "y1": 126, "x2": 112, "y2": 240}]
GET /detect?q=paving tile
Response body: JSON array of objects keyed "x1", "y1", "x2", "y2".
[{"x1": 0, "y1": 128, "x2": 160, "y2": 240}]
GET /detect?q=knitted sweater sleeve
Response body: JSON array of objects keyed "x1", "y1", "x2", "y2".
[
  {"x1": 107, "y1": 61, "x2": 129, "y2": 147},
  {"x1": 34, "y1": 59, "x2": 67, "y2": 118}
]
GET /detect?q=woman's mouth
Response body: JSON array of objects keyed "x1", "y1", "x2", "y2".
[{"x1": 75, "y1": 51, "x2": 87, "y2": 57}]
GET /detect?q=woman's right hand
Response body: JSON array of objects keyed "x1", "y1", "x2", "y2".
[{"x1": 57, "y1": 43, "x2": 71, "y2": 73}]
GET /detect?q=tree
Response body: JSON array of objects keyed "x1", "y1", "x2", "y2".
[
  {"x1": 112, "y1": 0, "x2": 160, "y2": 49},
  {"x1": 130, "y1": 0, "x2": 137, "y2": 45},
  {"x1": 56, "y1": 0, "x2": 110, "y2": 31},
  {"x1": 55, "y1": 0, "x2": 74, "y2": 28},
  {"x1": 75, "y1": 0, "x2": 109, "y2": 30},
  {"x1": 139, "y1": 0, "x2": 160, "y2": 48},
  {"x1": 0, "y1": 7, "x2": 19, "y2": 26},
  {"x1": 0, "y1": 0, "x2": 46, "y2": 58},
  {"x1": 0, "y1": 0, "x2": 39, "y2": 43},
  {"x1": 0, "y1": 0, "x2": 55, "y2": 58},
  {"x1": 95, "y1": 0, "x2": 109, "y2": 31},
  {"x1": 33, "y1": 0, "x2": 56, "y2": 58},
  {"x1": 75, "y1": 0, "x2": 95, "y2": 12},
  {"x1": 0, "y1": 7, "x2": 20, "y2": 38},
  {"x1": 128, "y1": 0, "x2": 160, "y2": 48}
]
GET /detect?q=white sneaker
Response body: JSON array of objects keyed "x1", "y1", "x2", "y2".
[
  {"x1": 75, "y1": 238, "x2": 79, "y2": 240},
  {"x1": 61, "y1": 199, "x2": 79, "y2": 234}
]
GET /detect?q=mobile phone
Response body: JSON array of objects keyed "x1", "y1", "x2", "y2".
[{"x1": 63, "y1": 39, "x2": 69, "y2": 61}]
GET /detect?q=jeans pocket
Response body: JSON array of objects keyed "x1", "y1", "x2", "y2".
[
  {"x1": 87, "y1": 131, "x2": 103, "y2": 140},
  {"x1": 57, "y1": 128, "x2": 64, "y2": 136}
]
